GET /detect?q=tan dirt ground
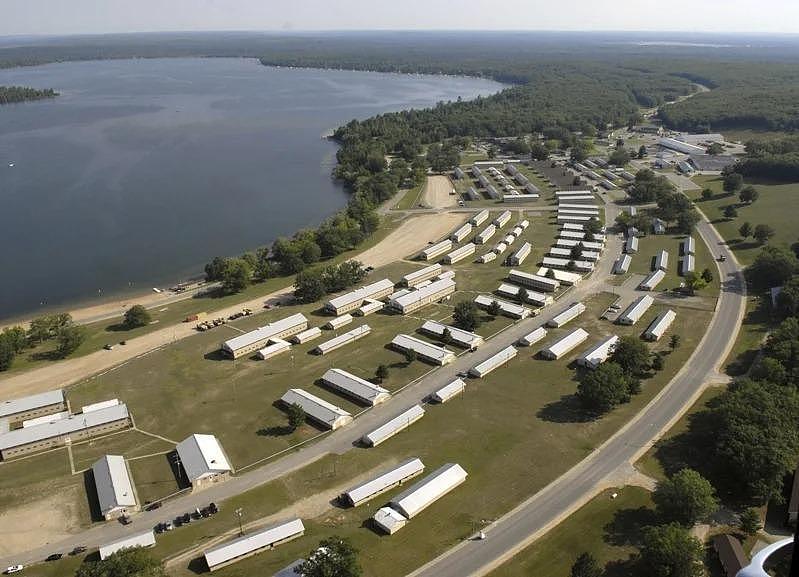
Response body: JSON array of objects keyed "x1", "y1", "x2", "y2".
[
  {"x1": 422, "y1": 175, "x2": 457, "y2": 209},
  {"x1": 0, "y1": 486, "x2": 85, "y2": 556}
]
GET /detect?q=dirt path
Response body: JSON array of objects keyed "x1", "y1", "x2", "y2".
[
  {"x1": 0, "y1": 213, "x2": 467, "y2": 401},
  {"x1": 422, "y1": 175, "x2": 457, "y2": 209}
]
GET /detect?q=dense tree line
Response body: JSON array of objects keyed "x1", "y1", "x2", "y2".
[
  {"x1": 0, "y1": 85, "x2": 57, "y2": 104},
  {"x1": 0, "y1": 313, "x2": 85, "y2": 371},
  {"x1": 730, "y1": 136, "x2": 799, "y2": 182},
  {"x1": 294, "y1": 261, "x2": 368, "y2": 304}
]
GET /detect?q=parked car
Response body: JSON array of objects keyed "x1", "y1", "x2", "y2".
[
  {"x1": 208, "y1": 502, "x2": 219, "y2": 514},
  {"x1": 120, "y1": 515, "x2": 132, "y2": 525},
  {"x1": 103, "y1": 344, "x2": 113, "y2": 351},
  {"x1": 145, "y1": 501, "x2": 161, "y2": 511},
  {"x1": 5, "y1": 565, "x2": 23, "y2": 574},
  {"x1": 164, "y1": 521, "x2": 174, "y2": 531},
  {"x1": 181, "y1": 513, "x2": 191, "y2": 524},
  {"x1": 45, "y1": 554, "x2": 62, "y2": 562},
  {"x1": 69, "y1": 547, "x2": 86, "y2": 556}
]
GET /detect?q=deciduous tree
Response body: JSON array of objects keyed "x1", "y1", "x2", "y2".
[
  {"x1": 123, "y1": 305, "x2": 151, "y2": 329},
  {"x1": 653, "y1": 468, "x2": 719, "y2": 525}
]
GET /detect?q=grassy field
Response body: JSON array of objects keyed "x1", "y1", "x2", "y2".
[
  {"x1": 635, "y1": 387, "x2": 725, "y2": 482},
  {"x1": 394, "y1": 182, "x2": 425, "y2": 210},
  {"x1": 616, "y1": 228, "x2": 721, "y2": 296},
  {"x1": 11, "y1": 210, "x2": 717, "y2": 577},
  {"x1": 489, "y1": 487, "x2": 654, "y2": 577},
  {"x1": 2, "y1": 215, "x2": 408, "y2": 376},
  {"x1": 688, "y1": 175, "x2": 799, "y2": 266}
]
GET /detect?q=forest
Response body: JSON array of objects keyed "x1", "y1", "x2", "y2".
[
  {"x1": 0, "y1": 85, "x2": 57, "y2": 104},
  {"x1": 730, "y1": 135, "x2": 799, "y2": 181}
]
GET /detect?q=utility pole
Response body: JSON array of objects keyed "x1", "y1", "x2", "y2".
[{"x1": 235, "y1": 507, "x2": 243, "y2": 536}]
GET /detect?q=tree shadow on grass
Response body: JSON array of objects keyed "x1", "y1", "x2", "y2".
[
  {"x1": 187, "y1": 556, "x2": 209, "y2": 575},
  {"x1": 257, "y1": 425, "x2": 293, "y2": 437},
  {"x1": 105, "y1": 322, "x2": 132, "y2": 333},
  {"x1": 603, "y1": 506, "x2": 658, "y2": 548},
  {"x1": 202, "y1": 349, "x2": 229, "y2": 362},
  {"x1": 604, "y1": 556, "x2": 643, "y2": 577},
  {"x1": 536, "y1": 394, "x2": 595, "y2": 423}
]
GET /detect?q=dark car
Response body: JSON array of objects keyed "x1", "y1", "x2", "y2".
[
  {"x1": 120, "y1": 515, "x2": 132, "y2": 525},
  {"x1": 69, "y1": 547, "x2": 86, "y2": 556},
  {"x1": 145, "y1": 502, "x2": 162, "y2": 511},
  {"x1": 182, "y1": 513, "x2": 191, "y2": 524},
  {"x1": 208, "y1": 502, "x2": 219, "y2": 514},
  {"x1": 45, "y1": 554, "x2": 62, "y2": 562}
]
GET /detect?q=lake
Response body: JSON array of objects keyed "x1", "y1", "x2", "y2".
[{"x1": 0, "y1": 58, "x2": 501, "y2": 320}]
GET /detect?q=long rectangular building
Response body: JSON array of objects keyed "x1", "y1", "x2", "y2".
[
  {"x1": 100, "y1": 530, "x2": 156, "y2": 561},
  {"x1": 204, "y1": 519, "x2": 305, "y2": 572},
  {"x1": 474, "y1": 295, "x2": 532, "y2": 319},
  {"x1": 0, "y1": 403, "x2": 131, "y2": 460},
  {"x1": 643, "y1": 309, "x2": 677, "y2": 341},
  {"x1": 541, "y1": 328, "x2": 590, "y2": 360},
  {"x1": 639, "y1": 269, "x2": 666, "y2": 291},
  {"x1": 613, "y1": 254, "x2": 632, "y2": 275},
  {"x1": 510, "y1": 242, "x2": 532, "y2": 266},
  {"x1": 0, "y1": 389, "x2": 66, "y2": 425},
  {"x1": 387, "y1": 278, "x2": 456, "y2": 315},
  {"x1": 518, "y1": 327, "x2": 548, "y2": 347},
  {"x1": 420, "y1": 320, "x2": 484, "y2": 350},
  {"x1": 390, "y1": 463, "x2": 468, "y2": 519},
  {"x1": 557, "y1": 214, "x2": 593, "y2": 224},
  {"x1": 314, "y1": 324, "x2": 371, "y2": 355},
  {"x1": 257, "y1": 339, "x2": 291, "y2": 361},
  {"x1": 617, "y1": 295, "x2": 655, "y2": 325},
  {"x1": 494, "y1": 210, "x2": 512, "y2": 228},
  {"x1": 508, "y1": 270, "x2": 560, "y2": 292},
  {"x1": 577, "y1": 335, "x2": 620, "y2": 370},
  {"x1": 475, "y1": 224, "x2": 497, "y2": 244},
  {"x1": 343, "y1": 458, "x2": 425, "y2": 507},
  {"x1": 421, "y1": 239, "x2": 454, "y2": 261},
  {"x1": 654, "y1": 250, "x2": 669, "y2": 271},
  {"x1": 291, "y1": 327, "x2": 322, "y2": 344},
  {"x1": 450, "y1": 223, "x2": 473, "y2": 243},
  {"x1": 390, "y1": 334, "x2": 456, "y2": 366},
  {"x1": 536, "y1": 267, "x2": 582, "y2": 286},
  {"x1": 432, "y1": 379, "x2": 466, "y2": 403},
  {"x1": 547, "y1": 302, "x2": 586, "y2": 328},
  {"x1": 470, "y1": 209, "x2": 489, "y2": 226},
  {"x1": 93, "y1": 455, "x2": 138, "y2": 520},
  {"x1": 496, "y1": 283, "x2": 553, "y2": 307},
  {"x1": 222, "y1": 314, "x2": 309, "y2": 359},
  {"x1": 680, "y1": 255, "x2": 695, "y2": 276},
  {"x1": 402, "y1": 264, "x2": 442, "y2": 288},
  {"x1": 555, "y1": 239, "x2": 604, "y2": 251},
  {"x1": 324, "y1": 279, "x2": 395, "y2": 316},
  {"x1": 321, "y1": 369, "x2": 390, "y2": 406},
  {"x1": 624, "y1": 236, "x2": 639, "y2": 254},
  {"x1": 362, "y1": 405, "x2": 425, "y2": 447},
  {"x1": 470, "y1": 345, "x2": 518, "y2": 378},
  {"x1": 444, "y1": 243, "x2": 476, "y2": 264},
  {"x1": 556, "y1": 195, "x2": 596, "y2": 203},
  {"x1": 279, "y1": 389, "x2": 352, "y2": 430},
  {"x1": 541, "y1": 257, "x2": 594, "y2": 272}
]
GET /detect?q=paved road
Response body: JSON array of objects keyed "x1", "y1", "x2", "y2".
[
  {"x1": 407, "y1": 212, "x2": 745, "y2": 577},
  {"x1": 0, "y1": 207, "x2": 622, "y2": 568}
]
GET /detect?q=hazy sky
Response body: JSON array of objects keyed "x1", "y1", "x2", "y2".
[{"x1": 3, "y1": 0, "x2": 799, "y2": 36}]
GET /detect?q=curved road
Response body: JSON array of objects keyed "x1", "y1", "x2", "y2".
[
  {"x1": 0, "y1": 201, "x2": 745, "y2": 576},
  {"x1": 408, "y1": 213, "x2": 746, "y2": 576}
]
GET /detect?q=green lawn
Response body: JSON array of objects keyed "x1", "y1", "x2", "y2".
[
  {"x1": 394, "y1": 182, "x2": 425, "y2": 210},
  {"x1": 688, "y1": 175, "x2": 799, "y2": 266},
  {"x1": 620, "y1": 228, "x2": 721, "y2": 296},
  {"x1": 635, "y1": 387, "x2": 725, "y2": 482},
  {"x1": 489, "y1": 488, "x2": 654, "y2": 577},
  {"x1": 10, "y1": 212, "x2": 717, "y2": 577}
]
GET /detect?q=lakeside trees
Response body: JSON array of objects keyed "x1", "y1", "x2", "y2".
[
  {"x1": 294, "y1": 261, "x2": 367, "y2": 304},
  {"x1": 123, "y1": 305, "x2": 151, "y2": 329}
]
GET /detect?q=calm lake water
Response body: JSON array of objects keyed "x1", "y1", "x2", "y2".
[{"x1": 0, "y1": 58, "x2": 501, "y2": 320}]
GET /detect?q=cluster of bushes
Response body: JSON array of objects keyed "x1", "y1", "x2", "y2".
[
  {"x1": 294, "y1": 261, "x2": 368, "y2": 304},
  {"x1": 0, "y1": 313, "x2": 85, "y2": 371}
]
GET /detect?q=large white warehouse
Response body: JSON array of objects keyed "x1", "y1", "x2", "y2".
[
  {"x1": 541, "y1": 328, "x2": 590, "y2": 360},
  {"x1": 390, "y1": 463, "x2": 468, "y2": 519}
]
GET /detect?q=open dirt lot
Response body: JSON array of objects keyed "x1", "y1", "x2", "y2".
[
  {"x1": 355, "y1": 212, "x2": 468, "y2": 267},
  {"x1": 422, "y1": 175, "x2": 458, "y2": 209},
  {"x1": 0, "y1": 486, "x2": 85, "y2": 557}
]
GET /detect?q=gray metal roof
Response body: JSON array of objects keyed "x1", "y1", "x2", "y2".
[
  {"x1": 0, "y1": 403, "x2": 129, "y2": 450},
  {"x1": 93, "y1": 455, "x2": 136, "y2": 514},
  {"x1": 0, "y1": 389, "x2": 64, "y2": 419},
  {"x1": 175, "y1": 434, "x2": 232, "y2": 482},
  {"x1": 99, "y1": 530, "x2": 155, "y2": 560},
  {"x1": 204, "y1": 519, "x2": 305, "y2": 569}
]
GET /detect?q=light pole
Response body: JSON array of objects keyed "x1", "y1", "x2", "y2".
[{"x1": 234, "y1": 507, "x2": 243, "y2": 536}]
